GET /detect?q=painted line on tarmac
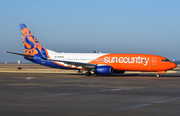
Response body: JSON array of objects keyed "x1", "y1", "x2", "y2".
[
  {"x1": 21, "y1": 88, "x2": 131, "y2": 99},
  {"x1": 111, "y1": 97, "x2": 180, "y2": 113}
]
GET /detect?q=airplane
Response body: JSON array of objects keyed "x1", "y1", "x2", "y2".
[{"x1": 5, "y1": 24, "x2": 177, "y2": 77}]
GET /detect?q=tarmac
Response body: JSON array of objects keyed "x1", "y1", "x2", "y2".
[
  {"x1": 1, "y1": 64, "x2": 180, "y2": 116},
  {"x1": 0, "y1": 72, "x2": 180, "y2": 116}
]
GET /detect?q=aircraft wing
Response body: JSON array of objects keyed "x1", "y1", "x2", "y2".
[
  {"x1": 47, "y1": 58, "x2": 97, "y2": 69},
  {"x1": 34, "y1": 48, "x2": 97, "y2": 69},
  {"x1": 5, "y1": 49, "x2": 97, "y2": 69}
]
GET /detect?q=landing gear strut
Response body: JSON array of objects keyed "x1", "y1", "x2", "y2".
[
  {"x1": 85, "y1": 68, "x2": 92, "y2": 76},
  {"x1": 86, "y1": 71, "x2": 91, "y2": 76},
  {"x1": 78, "y1": 70, "x2": 83, "y2": 73}
]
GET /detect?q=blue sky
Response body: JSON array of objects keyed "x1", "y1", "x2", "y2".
[{"x1": 0, "y1": 0, "x2": 180, "y2": 63}]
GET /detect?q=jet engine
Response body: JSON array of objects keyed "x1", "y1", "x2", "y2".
[{"x1": 94, "y1": 66, "x2": 113, "y2": 74}]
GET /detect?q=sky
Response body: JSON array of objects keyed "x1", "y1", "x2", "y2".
[{"x1": 0, "y1": 0, "x2": 180, "y2": 63}]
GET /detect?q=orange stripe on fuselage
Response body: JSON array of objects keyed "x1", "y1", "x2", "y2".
[{"x1": 88, "y1": 54, "x2": 176, "y2": 72}]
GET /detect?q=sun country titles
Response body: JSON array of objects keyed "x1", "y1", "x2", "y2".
[{"x1": 104, "y1": 56, "x2": 150, "y2": 66}]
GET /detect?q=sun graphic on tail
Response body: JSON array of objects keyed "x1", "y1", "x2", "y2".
[{"x1": 21, "y1": 28, "x2": 42, "y2": 55}]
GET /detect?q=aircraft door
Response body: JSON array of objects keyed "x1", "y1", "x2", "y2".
[{"x1": 152, "y1": 57, "x2": 157, "y2": 66}]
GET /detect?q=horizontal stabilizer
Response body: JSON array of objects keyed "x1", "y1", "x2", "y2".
[{"x1": 5, "y1": 51, "x2": 34, "y2": 57}]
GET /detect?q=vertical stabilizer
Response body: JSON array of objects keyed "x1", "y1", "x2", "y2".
[{"x1": 19, "y1": 24, "x2": 49, "y2": 58}]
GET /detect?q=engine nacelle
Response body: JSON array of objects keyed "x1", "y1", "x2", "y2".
[{"x1": 95, "y1": 66, "x2": 113, "y2": 74}]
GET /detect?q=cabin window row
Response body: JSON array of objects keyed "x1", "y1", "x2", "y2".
[{"x1": 53, "y1": 57, "x2": 149, "y2": 62}]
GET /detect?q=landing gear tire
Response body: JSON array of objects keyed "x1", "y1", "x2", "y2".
[
  {"x1": 86, "y1": 72, "x2": 91, "y2": 76},
  {"x1": 94, "y1": 73, "x2": 99, "y2": 76}
]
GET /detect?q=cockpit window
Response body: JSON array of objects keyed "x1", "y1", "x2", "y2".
[{"x1": 162, "y1": 59, "x2": 170, "y2": 62}]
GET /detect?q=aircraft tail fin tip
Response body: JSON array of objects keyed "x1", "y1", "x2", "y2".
[{"x1": 19, "y1": 24, "x2": 27, "y2": 31}]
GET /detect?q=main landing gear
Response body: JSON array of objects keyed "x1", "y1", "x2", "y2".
[
  {"x1": 86, "y1": 68, "x2": 92, "y2": 76},
  {"x1": 86, "y1": 71, "x2": 91, "y2": 76},
  {"x1": 86, "y1": 71, "x2": 100, "y2": 76}
]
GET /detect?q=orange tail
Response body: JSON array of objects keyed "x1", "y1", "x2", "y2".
[{"x1": 20, "y1": 24, "x2": 44, "y2": 56}]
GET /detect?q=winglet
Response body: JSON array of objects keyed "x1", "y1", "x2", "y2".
[{"x1": 35, "y1": 48, "x2": 47, "y2": 60}]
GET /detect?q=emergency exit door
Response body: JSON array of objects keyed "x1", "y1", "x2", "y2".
[{"x1": 152, "y1": 57, "x2": 157, "y2": 66}]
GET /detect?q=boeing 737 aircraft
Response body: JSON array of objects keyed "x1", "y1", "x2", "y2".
[{"x1": 6, "y1": 24, "x2": 177, "y2": 77}]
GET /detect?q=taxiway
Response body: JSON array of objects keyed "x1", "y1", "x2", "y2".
[{"x1": 0, "y1": 72, "x2": 180, "y2": 116}]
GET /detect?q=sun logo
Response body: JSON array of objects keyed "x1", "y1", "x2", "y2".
[
  {"x1": 24, "y1": 35, "x2": 35, "y2": 50},
  {"x1": 21, "y1": 29, "x2": 42, "y2": 55}
]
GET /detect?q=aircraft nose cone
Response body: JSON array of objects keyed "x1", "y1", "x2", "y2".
[{"x1": 169, "y1": 62, "x2": 177, "y2": 69}]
